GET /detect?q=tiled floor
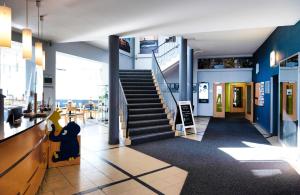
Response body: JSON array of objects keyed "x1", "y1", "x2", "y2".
[
  {"x1": 38, "y1": 118, "x2": 190, "y2": 195},
  {"x1": 38, "y1": 116, "x2": 300, "y2": 195}
]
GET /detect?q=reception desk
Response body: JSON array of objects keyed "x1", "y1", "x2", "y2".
[{"x1": 0, "y1": 117, "x2": 48, "y2": 195}]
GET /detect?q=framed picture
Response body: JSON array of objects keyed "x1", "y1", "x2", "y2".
[
  {"x1": 140, "y1": 36, "x2": 158, "y2": 54},
  {"x1": 119, "y1": 38, "x2": 131, "y2": 54},
  {"x1": 198, "y1": 82, "x2": 209, "y2": 103}
]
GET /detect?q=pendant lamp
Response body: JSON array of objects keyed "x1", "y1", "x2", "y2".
[
  {"x1": 42, "y1": 50, "x2": 45, "y2": 70},
  {"x1": 35, "y1": 0, "x2": 42, "y2": 67},
  {"x1": 22, "y1": 0, "x2": 32, "y2": 59},
  {"x1": 0, "y1": 2, "x2": 11, "y2": 48}
]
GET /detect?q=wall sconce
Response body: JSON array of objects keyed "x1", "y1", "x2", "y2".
[
  {"x1": 0, "y1": 5, "x2": 12, "y2": 48},
  {"x1": 270, "y1": 50, "x2": 276, "y2": 67}
]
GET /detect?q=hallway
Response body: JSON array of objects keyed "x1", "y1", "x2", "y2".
[{"x1": 132, "y1": 117, "x2": 300, "y2": 195}]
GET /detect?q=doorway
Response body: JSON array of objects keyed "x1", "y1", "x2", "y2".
[
  {"x1": 213, "y1": 82, "x2": 253, "y2": 122},
  {"x1": 271, "y1": 75, "x2": 279, "y2": 135}
]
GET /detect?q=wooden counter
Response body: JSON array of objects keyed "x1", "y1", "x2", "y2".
[{"x1": 0, "y1": 117, "x2": 48, "y2": 195}]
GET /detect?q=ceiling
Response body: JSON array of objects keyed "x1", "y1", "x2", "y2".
[{"x1": 7, "y1": 0, "x2": 300, "y2": 56}]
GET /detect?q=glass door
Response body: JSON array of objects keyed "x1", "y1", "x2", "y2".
[
  {"x1": 280, "y1": 82, "x2": 298, "y2": 146},
  {"x1": 279, "y1": 53, "x2": 299, "y2": 147},
  {"x1": 213, "y1": 83, "x2": 225, "y2": 118}
]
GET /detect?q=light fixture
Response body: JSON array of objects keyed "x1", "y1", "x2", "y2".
[
  {"x1": 0, "y1": 2, "x2": 12, "y2": 48},
  {"x1": 42, "y1": 50, "x2": 45, "y2": 70},
  {"x1": 35, "y1": 0, "x2": 42, "y2": 67},
  {"x1": 270, "y1": 50, "x2": 276, "y2": 67},
  {"x1": 22, "y1": 0, "x2": 32, "y2": 59},
  {"x1": 35, "y1": 41, "x2": 43, "y2": 66},
  {"x1": 40, "y1": 15, "x2": 46, "y2": 70}
]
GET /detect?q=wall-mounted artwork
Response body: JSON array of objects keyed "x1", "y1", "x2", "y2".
[
  {"x1": 198, "y1": 57, "x2": 254, "y2": 69},
  {"x1": 119, "y1": 38, "x2": 131, "y2": 54},
  {"x1": 140, "y1": 36, "x2": 158, "y2": 54}
]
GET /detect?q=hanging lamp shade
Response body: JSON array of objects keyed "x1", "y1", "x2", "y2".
[
  {"x1": 0, "y1": 5, "x2": 12, "y2": 48},
  {"x1": 42, "y1": 50, "x2": 45, "y2": 70},
  {"x1": 22, "y1": 28, "x2": 32, "y2": 59},
  {"x1": 35, "y1": 41, "x2": 43, "y2": 66}
]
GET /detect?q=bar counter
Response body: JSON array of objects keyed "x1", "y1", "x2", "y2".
[{"x1": 0, "y1": 115, "x2": 49, "y2": 195}]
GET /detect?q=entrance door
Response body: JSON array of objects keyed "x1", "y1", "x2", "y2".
[
  {"x1": 245, "y1": 82, "x2": 254, "y2": 122},
  {"x1": 230, "y1": 84, "x2": 245, "y2": 113},
  {"x1": 213, "y1": 83, "x2": 225, "y2": 118}
]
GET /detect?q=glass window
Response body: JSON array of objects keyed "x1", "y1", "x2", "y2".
[
  {"x1": 56, "y1": 52, "x2": 108, "y2": 106},
  {"x1": 0, "y1": 41, "x2": 26, "y2": 107}
]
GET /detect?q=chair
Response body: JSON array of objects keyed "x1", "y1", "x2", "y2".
[
  {"x1": 65, "y1": 106, "x2": 77, "y2": 123},
  {"x1": 75, "y1": 105, "x2": 86, "y2": 124}
]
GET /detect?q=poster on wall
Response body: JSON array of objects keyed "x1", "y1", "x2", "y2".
[
  {"x1": 119, "y1": 38, "x2": 131, "y2": 54},
  {"x1": 198, "y1": 82, "x2": 209, "y2": 103},
  {"x1": 255, "y1": 82, "x2": 265, "y2": 106},
  {"x1": 140, "y1": 36, "x2": 158, "y2": 54}
]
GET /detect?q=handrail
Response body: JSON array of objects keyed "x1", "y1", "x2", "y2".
[
  {"x1": 154, "y1": 44, "x2": 179, "y2": 59},
  {"x1": 119, "y1": 79, "x2": 128, "y2": 105},
  {"x1": 119, "y1": 79, "x2": 129, "y2": 138},
  {"x1": 152, "y1": 51, "x2": 178, "y2": 107},
  {"x1": 151, "y1": 39, "x2": 179, "y2": 126}
]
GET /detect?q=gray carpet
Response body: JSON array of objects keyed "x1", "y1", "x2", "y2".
[{"x1": 131, "y1": 117, "x2": 300, "y2": 195}]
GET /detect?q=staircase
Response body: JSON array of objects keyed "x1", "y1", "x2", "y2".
[{"x1": 119, "y1": 69, "x2": 175, "y2": 145}]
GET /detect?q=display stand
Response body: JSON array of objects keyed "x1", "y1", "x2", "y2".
[{"x1": 178, "y1": 101, "x2": 197, "y2": 136}]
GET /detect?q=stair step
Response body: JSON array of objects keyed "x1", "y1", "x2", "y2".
[
  {"x1": 129, "y1": 113, "x2": 168, "y2": 121},
  {"x1": 119, "y1": 69, "x2": 151, "y2": 73},
  {"x1": 128, "y1": 108, "x2": 165, "y2": 115},
  {"x1": 121, "y1": 78, "x2": 153, "y2": 82},
  {"x1": 127, "y1": 98, "x2": 161, "y2": 104},
  {"x1": 128, "y1": 119, "x2": 170, "y2": 128},
  {"x1": 128, "y1": 103, "x2": 163, "y2": 109},
  {"x1": 121, "y1": 82, "x2": 155, "y2": 87},
  {"x1": 130, "y1": 131, "x2": 175, "y2": 145},
  {"x1": 120, "y1": 75, "x2": 153, "y2": 79},
  {"x1": 129, "y1": 124, "x2": 172, "y2": 136},
  {"x1": 126, "y1": 94, "x2": 159, "y2": 99},
  {"x1": 124, "y1": 90, "x2": 157, "y2": 94},
  {"x1": 123, "y1": 85, "x2": 157, "y2": 90}
]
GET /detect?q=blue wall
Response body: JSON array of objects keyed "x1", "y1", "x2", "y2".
[{"x1": 253, "y1": 20, "x2": 300, "y2": 133}]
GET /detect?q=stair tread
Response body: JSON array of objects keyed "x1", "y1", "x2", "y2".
[
  {"x1": 128, "y1": 118, "x2": 169, "y2": 125},
  {"x1": 130, "y1": 131, "x2": 174, "y2": 140},
  {"x1": 129, "y1": 124, "x2": 171, "y2": 131},
  {"x1": 128, "y1": 103, "x2": 162, "y2": 106},
  {"x1": 129, "y1": 113, "x2": 167, "y2": 117},
  {"x1": 129, "y1": 107, "x2": 164, "y2": 111},
  {"x1": 127, "y1": 98, "x2": 160, "y2": 100}
]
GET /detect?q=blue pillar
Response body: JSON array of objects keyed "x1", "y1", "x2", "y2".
[
  {"x1": 187, "y1": 48, "x2": 194, "y2": 105},
  {"x1": 108, "y1": 35, "x2": 119, "y2": 145},
  {"x1": 179, "y1": 37, "x2": 187, "y2": 101}
]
